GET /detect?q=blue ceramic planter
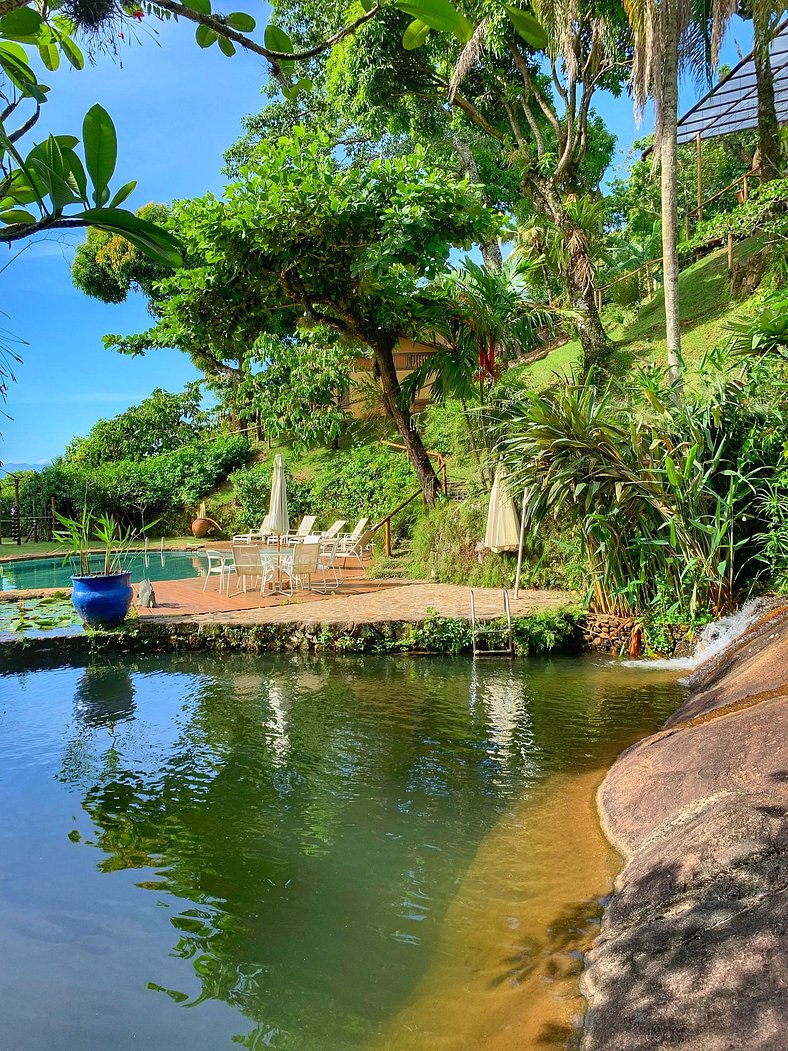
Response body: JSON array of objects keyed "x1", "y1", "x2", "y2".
[{"x1": 71, "y1": 572, "x2": 133, "y2": 628}]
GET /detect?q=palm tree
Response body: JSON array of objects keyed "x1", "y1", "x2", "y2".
[{"x1": 625, "y1": 0, "x2": 736, "y2": 389}]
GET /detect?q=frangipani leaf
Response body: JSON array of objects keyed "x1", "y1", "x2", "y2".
[
  {"x1": 77, "y1": 207, "x2": 184, "y2": 267},
  {"x1": 503, "y1": 4, "x2": 548, "y2": 50},
  {"x1": 82, "y1": 104, "x2": 117, "y2": 207}
]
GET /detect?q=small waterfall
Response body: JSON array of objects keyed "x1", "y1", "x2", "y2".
[{"x1": 622, "y1": 598, "x2": 772, "y2": 674}]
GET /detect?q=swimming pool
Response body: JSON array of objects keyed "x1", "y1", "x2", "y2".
[{"x1": 0, "y1": 550, "x2": 213, "y2": 591}]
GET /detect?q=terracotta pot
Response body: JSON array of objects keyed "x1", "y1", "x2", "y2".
[{"x1": 191, "y1": 517, "x2": 210, "y2": 538}]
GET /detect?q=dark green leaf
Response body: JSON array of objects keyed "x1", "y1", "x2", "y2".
[
  {"x1": 109, "y1": 180, "x2": 137, "y2": 208},
  {"x1": 58, "y1": 33, "x2": 84, "y2": 70},
  {"x1": 394, "y1": 0, "x2": 473, "y2": 42},
  {"x1": 0, "y1": 42, "x2": 47, "y2": 101},
  {"x1": 218, "y1": 35, "x2": 236, "y2": 56},
  {"x1": 0, "y1": 8, "x2": 44, "y2": 40},
  {"x1": 264, "y1": 24, "x2": 294, "y2": 53},
  {"x1": 181, "y1": 0, "x2": 211, "y2": 13},
  {"x1": 38, "y1": 42, "x2": 60, "y2": 71},
  {"x1": 82, "y1": 104, "x2": 117, "y2": 206},
  {"x1": 77, "y1": 207, "x2": 184, "y2": 267},
  {"x1": 195, "y1": 24, "x2": 218, "y2": 47},
  {"x1": 61, "y1": 148, "x2": 89, "y2": 203},
  {"x1": 0, "y1": 208, "x2": 36, "y2": 224},
  {"x1": 226, "y1": 12, "x2": 255, "y2": 31}
]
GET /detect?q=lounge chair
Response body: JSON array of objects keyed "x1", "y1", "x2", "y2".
[
  {"x1": 335, "y1": 518, "x2": 369, "y2": 553},
  {"x1": 231, "y1": 544, "x2": 275, "y2": 595},
  {"x1": 279, "y1": 541, "x2": 321, "y2": 595},
  {"x1": 233, "y1": 514, "x2": 272, "y2": 545},
  {"x1": 284, "y1": 515, "x2": 318, "y2": 545},
  {"x1": 320, "y1": 519, "x2": 347, "y2": 541}
]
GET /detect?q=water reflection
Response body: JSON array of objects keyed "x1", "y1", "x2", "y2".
[
  {"x1": 74, "y1": 665, "x2": 136, "y2": 728},
  {"x1": 2, "y1": 653, "x2": 685, "y2": 1051}
]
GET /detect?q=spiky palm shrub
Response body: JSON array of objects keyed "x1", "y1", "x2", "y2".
[{"x1": 494, "y1": 360, "x2": 774, "y2": 618}]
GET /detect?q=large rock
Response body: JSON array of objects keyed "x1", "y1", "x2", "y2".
[{"x1": 581, "y1": 610, "x2": 788, "y2": 1050}]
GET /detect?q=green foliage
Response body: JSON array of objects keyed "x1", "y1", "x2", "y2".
[
  {"x1": 686, "y1": 178, "x2": 788, "y2": 254},
  {"x1": 53, "y1": 506, "x2": 147, "y2": 576},
  {"x1": 21, "y1": 434, "x2": 250, "y2": 526},
  {"x1": 727, "y1": 290, "x2": 788, "y2": 359},
  {"x1": 71, "y1": 203, "x2": 172, "y2": 303},
  {"x1": 211, "y1": 330, "x2": 353, "y2": 451},
  {"x1": 231, "y1": 444, "x2": 417, "y2": 529},
  {"x1": 495, "y1": 352, "x2": 788, "y2": 619},
  {"x1": 65, "y1": 385, "x2": 209, "y2": 466},
  {"x1": 510, "y1": 608, "x2": 581, "y2": 656}
]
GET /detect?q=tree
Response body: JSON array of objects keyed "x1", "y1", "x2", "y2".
[
  {"x1": 209, "y1": 330, "x2": 355, "y2": 451},
  {"x1": 65, "y1": 383, "x2": 210, "y2": 466},
  {"x1": 105, "y1": 130, "x2": 498, "y2": 503},
  {"x1": 740, "y1": 0, "x2": 783, "y2": 180},
  {"x1": 625, "y1": 0, "x2": 735, "y2": 388},
  {"x1": 244, "y1": 0, "x2": 626, "y2": 369}
]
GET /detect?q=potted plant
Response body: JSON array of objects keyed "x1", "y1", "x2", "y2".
[{"x1": 54, "y1": 508, "x2": 144, "y2": 628}]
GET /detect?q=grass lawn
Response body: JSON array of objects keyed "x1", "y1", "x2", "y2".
[{"x1": 509, "y1": 238, "x2": 766, "y2": 391}]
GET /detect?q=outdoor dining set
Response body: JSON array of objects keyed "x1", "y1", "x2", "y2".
[{"x1": 201, "y1": 516, "x2": 376, "y2": 597}]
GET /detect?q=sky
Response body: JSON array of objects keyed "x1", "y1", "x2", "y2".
[{"x1": 0, "y1": 9, "x2": 755, "y2": 466}]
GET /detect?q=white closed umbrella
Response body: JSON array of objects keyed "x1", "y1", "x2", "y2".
[
  {"x1": 267, "y1": 454, "x2": 290, "y2": 538},
  {"x1": 268, "y1": 454, "x2": 290, "y2": 592},
  {"x1": 484, "y1": 464, "x2": 520, "y2": 553}
]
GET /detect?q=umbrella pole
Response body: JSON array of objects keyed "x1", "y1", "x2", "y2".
[{"x1": 514, "y1": 489, "x2": 528, "y2": 600}]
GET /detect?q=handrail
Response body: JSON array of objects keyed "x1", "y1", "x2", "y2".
[
  {"x1": 378, "y1": 487, "x2": 423, "y2": 556},
  {"x1": 379, "y1": 439, "x2": 449, "y2": 497}
]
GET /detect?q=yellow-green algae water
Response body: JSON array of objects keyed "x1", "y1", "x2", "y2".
[{"x1": 0, "y1": 652, "x2": 683, "y2": 1050}]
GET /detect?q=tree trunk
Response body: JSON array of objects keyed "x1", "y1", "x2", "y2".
[
  {"x1": 660, "y1": 9, "x2": 682, "y2": 392},
  {"x1": 532, "y1": 178, "x2": 610, "y2": 372},
  {"x1": 372, "y1": 337, "x2": 440, "y2": 505},
  {"x1": 453, "y1": 137, "x2": 503, "y2": 271},
  {"x1": 753, "y1": 7, "x2": 781, "y2": 181}
]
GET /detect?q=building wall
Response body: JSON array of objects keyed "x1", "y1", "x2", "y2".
[{"x1": 343, "y1": 339, "x2": 437, "y2": 419}]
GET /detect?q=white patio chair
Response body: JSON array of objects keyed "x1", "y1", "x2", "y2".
[
  {"x1": 279, "y1": 541, "x2": 321, "y2": 595},
  {"x1": 335, "y1": 518, "x2": 370, "y2": 554},
  {"x1": 231, "y1": 544, "x2": 275, "y2": 595},
  {"x1": 233, "y1": 514, "x2": 272, "y2": 544},
  {"x1": 313, "y1": 538, "x2": 342, "y2": 592},
  {"x1": 337, "y1": 525, "x2": 377, "y2": 569},
  {"x1": 202, "y1": 548, "x2": 235, "y2": 593}
]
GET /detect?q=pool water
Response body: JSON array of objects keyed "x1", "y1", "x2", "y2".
[
  {"x1": 0, "y1": 549, "x2": 212, "y2": 591},
  {"x1": 0, "y1": 652, "x2": 684, "y2": 1050}
]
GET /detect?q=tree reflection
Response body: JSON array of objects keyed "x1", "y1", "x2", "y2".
[{"x1": 59, "y1": 655, "x2": 595, "y2": 1048}]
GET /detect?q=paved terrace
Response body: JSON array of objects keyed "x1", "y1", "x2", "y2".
[{"x1": 138, "y1": 573, "x2": 574, "y2": 626}]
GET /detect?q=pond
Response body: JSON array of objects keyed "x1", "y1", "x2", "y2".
[
  {"x1": 0, "y1": 652, "x2": 684, "y2": 1050},
  {"x1": 0, "y1": 549, "x2": 212, "y2": 591}
]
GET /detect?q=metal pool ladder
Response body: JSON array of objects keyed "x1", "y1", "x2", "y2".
[{"x1": 469, "y1": 589, "x2": 514, "y2": 657}]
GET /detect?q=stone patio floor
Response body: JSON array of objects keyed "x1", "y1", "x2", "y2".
[{"x1": 139, "y1": 571, "x2": 575, "y2": 627}]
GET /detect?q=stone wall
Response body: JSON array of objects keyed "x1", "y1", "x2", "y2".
[{"x1": 581, "y1": 606, "x2": 788, "y2": 1050}]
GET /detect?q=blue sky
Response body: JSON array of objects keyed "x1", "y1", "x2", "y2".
[{"x1": 0, "y1": 11, "x2": 754, "y2": 465}]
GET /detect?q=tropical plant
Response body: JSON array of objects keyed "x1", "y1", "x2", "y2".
[
  {"x1": 53, "y1": 506, "x2": 143, "y2": 576},
  {"x1": 726, "y1": 289, "x2": 788, "y2": 358},
  {"x1": 494, "y1": 355, "x2": 781, "y2": 618}
]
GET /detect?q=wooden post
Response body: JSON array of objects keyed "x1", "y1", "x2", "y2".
[
  {"x1": 13, "y1": 476, "x2": 20, "y2": 546},
  {"x1": 743, "y1": 174, "x2": 750, "y2": 202},
  {"x1": 384, "y1": 518, "x2": 392, "y2": 557},
  {"x1": 50, "y1": 497, "x2": 56, "y2": 540},
  {"x1": 727, "y1": 228, "x2": 735, "y2": 274},
  {"x1": 695, "y1": 132, "x2": 703, "y2": 223},
  {"x1": 645, "y1": 262, "x2": 653, "y2": 299}
]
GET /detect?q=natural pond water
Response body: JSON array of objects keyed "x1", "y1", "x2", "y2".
[
  {"x1": 0, "y1": 652, "x2": 685, "y2": 1050},
  {"x1": 0, "y1": 550, "x2": 211, "y2": 591}
]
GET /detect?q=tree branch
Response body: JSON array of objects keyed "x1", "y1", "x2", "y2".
[
  {"x1": 9, "y1": 103, "x2": 40, "y2": 143},
  {"x1": 508, "y1": 44, "x2": 561, "y2": 140},
  {"x1": 0, "y1": 215, "x2": 86, "y2": 243}
]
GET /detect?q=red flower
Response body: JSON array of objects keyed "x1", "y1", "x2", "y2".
[{"x1": 130, "y1": 7, "x2": 144, "y2": 19}]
